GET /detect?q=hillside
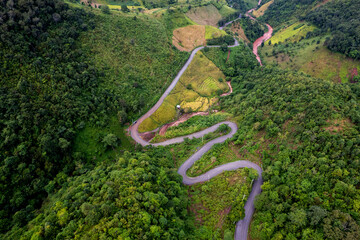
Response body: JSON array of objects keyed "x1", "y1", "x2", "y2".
[{"x1": 1, "y1": 0, "x2": 360, "y2": 239}]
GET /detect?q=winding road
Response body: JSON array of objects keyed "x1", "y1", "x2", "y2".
[{"x1": 129, "y1": 2, "x2": 271, "y2": 239}]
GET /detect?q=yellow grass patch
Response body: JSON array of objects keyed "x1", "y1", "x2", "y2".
[
  {"x1": 138, "y1": 117, "x2": 159, "y2": 133},
  {"x1": 205, "y1": 25, "x2": 227, "y2": 40},
  {"x1": 253, "y1": 0, "x2": 274, "y2": 18},
  {"x1": 138, "y1": 52, "x2": 228, "y2": 132},
  {"x1": 186, "y1": 5, "x2": 222, "y2": 27},
  {"x1": 172, "y1": 25, "x2": 206, "y2": 52}
]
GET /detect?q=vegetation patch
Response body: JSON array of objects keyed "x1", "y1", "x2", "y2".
[
  {"x1": 205, "y1": 25, "x2": 227, "y2": 40},
  {"x1": 266, "y1": 22, "x2": 316, "y2": 45},
  {"x1": 323, "y1": 118, "x2": 354, "y2": 134},
  {"x1": 252, "y1": 0, "x2": 274, "y2": 18},
  {"x1": 230, "y1": 21, "x2": 250, "y2": 43},
  {"x1": 227, "y1": 18, "x2": 266, "y2": 43},
  {"x1": 151, "y1": 113, "x2": 230, "y2": 142},
  {"x1": 188, "y1": 168, "x2": 257, "y2": 239},
  {"x1": 138, "y1": 51, "x2": 228, "y2": 132}
]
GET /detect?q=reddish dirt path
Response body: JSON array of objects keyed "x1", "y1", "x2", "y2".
[
  {"x1": 220, "y1": 81, "x2": 233, "y2": 97},
  {"x1": 158, "y1": 112, "x2": 209, "y2": 136},
  {"x1": 252, "y1": 24, "x2": 273, "y2": 66},
  {"x1": 226, "y1": 49, "x2": 231, "y2": 62}
]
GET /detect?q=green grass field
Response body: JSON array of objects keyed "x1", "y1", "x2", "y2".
[{"x1": 138, "y1": 51, "x2": 228, "y2": 132}]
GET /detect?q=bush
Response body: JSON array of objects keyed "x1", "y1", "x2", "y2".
[{"x1": 101, "y1": 5, "x2": 110, "y2": 14}]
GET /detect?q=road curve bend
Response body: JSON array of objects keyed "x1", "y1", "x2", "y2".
[{"x1": 129, "y1": 2, "x2": 271, "y2": 238}]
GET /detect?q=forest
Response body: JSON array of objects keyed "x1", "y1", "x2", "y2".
[
  {"x1": 305, "y1": 0, "x2": 360, "y2": 59},
  {"x1": 1, "y1": 0, "x2": 360, "y2": 239}
]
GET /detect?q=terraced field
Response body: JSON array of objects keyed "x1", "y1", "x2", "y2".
[{"x1": 138, "y1": 51, "x2": 228, "y2": 132}]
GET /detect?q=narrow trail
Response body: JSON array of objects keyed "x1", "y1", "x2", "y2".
[{"x1": 129, "y1": 2, "x2": 271, "y2": 239}]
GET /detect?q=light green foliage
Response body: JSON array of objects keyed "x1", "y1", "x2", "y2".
[
  {"x1": 188, "y1": 143, "x2": 239, "y2": 177},
  {"x1": 189, "y1": 168, "x2": 258, "y2": 239},
  {"x1": 205, "y1": 25, "x2": 227, "y2": 40},
  {"x1": 265, "y1": 22, "x2": 316, "y2": 45}
]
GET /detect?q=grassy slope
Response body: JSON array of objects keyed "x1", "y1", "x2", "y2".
[
  {"x1": 186, "y1": 4, "x2": 223, "y2": 27},
  {"x1": 265, "y1": 22, "x2": 316, "y2": 45},
  {"x1": 138, "y1": 51, "x2": 228, "y2": 132},
  {"x1": 260, "y1": 22, "x2": 360, "y2": 83},
  {"x1": 189, "y1": 169, "x2": 256, "y2": 239},
  {"x1": 69, "y1": 6, "x2": 191, "y2": 158}
]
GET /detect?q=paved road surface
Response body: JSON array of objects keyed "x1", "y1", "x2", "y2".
[{"x1": 129, "y1": 2, "x2": 271, "y2": 239}]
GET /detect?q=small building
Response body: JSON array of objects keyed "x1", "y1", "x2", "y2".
[{"x1": 176, "y1": 105, "x2": 181, "y2": 110}]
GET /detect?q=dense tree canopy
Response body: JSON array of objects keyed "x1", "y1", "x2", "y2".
[
  {"x1": 3, "y1": 152, "x2": 192, "y2": 239},
  {"x1": 305, "y1": 0, "x2": 360, "y2": 59},
  {"x1": 220, "y1": 67, "x2": 360, "y2": 239}
]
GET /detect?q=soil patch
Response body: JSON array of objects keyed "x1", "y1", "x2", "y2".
[
  {"x1": 323, "y1": 119, "x2": 354, "y2": 134},
  {"x1": 139, "y1": 131, "x2": 156, "y2": 141},
  {"x1": 230, "y1": 22, "x2": 250, "y2": 43},
  {"x1": 172, "y1": 25, "x2": 206, "y2": 52},
  {"x1": 216, "y1": 207, "x2": 232, "y2": 229}
]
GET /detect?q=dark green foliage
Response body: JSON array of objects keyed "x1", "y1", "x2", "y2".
[
  {"x1": 305, "y1": 0, "x2": 360, "y2": 59},
  {"x1": 101, "y1": 5, "x2": 111, "y2": 14},
  {"x1": 121, "y1": 4, "x2": 129, "y2": 12},
  {"x1": 202, "y1": 42, "x2": 258, "y2": 76},
  {"x1": 0, "y1": 0, "x2": 99, "y2": 232},
  {"x1": 261, "y1": 0, "x2": 320, "y2": 27},
  {"x1": 207, "y1": 35, "x2": 235, "y2": 46},
  {"x1": 226, "y1": 0, "x2": 258, "y2": 12},
  {"x1": 4, "y1": 152, "x2": 192, "y2": 239},
  {"x1": 234, "y1": 18, "x2": 265, "y2": 43}
]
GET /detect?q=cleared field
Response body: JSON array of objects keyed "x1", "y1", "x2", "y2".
[
  {"x1": 138, "y1": 52, "x2": 228, "y2": 132},
  {"x1": 253, "y1": 0, "x2": 273, "y2": 18},
  {"x1": 172, "y1": 25, "x2": 227, "y2": 51},
  {"x1": 266, "y1": 22, "x2": 316, "y2": 45},
  {"x1": 186, "y1": 5, "x2": 222, "y2": 27},
  {"x1": 173, "y1": 25, "x2": 206, "y2": 52}
]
